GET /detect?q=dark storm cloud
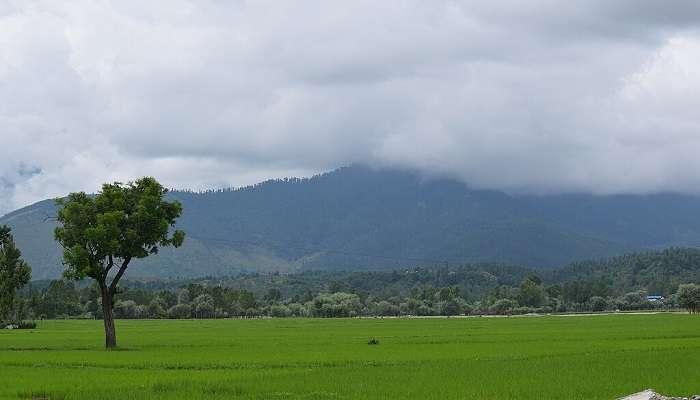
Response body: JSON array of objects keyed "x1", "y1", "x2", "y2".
[{"x1": 1, "y1": 1, "x2": 700, "y2": 214}]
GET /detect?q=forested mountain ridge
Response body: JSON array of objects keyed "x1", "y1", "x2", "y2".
[
  {"x1": 548, "y1": 247, "x2": 700, "y2": 295},
  {"x1": 3, "y1": 165, "x2": 700, "y2": 279}
]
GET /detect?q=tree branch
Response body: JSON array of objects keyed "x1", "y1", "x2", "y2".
[
  {"x1": 104, "y1": 255, "x2": 115, "y2": 276},
  {"x1": 108, "y1": 256, "x2": 132, "y2": 295}
]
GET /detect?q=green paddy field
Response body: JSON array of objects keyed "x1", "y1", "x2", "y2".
[{"x1": 1, "y1": 314, "x2": 699, "y2": 399}]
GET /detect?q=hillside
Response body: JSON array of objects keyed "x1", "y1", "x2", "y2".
[
  {"x1": 549, "y1": 247, "x2": 700, "y2": 295},
  {"x1": 4, "y1": 166, "x2": 700, "y2": 279},
  {"x1": 109, "y1": 248, "x2": 700, "y2": 302}
]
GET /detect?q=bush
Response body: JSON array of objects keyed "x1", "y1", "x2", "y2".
[
  {"x1": 287, "y1": 303, "x2": 308, "y2": 317},
  {"x1": 375, "y1": 301, "x2": 400, "y2": 316},
  {"x1": 589, "y1": 296, "x2": 608, "y2": 312},
  {"x1": 308, "y1": 292, "x2": 362, "y2": 318},
  {"x1": 134, "y1": 305, "x2": 149, "y2": 319},
  {"x1": 18, "y1": 321, "x2": 36, "y2": 329},
  {"x1": 0, "y1": 321, "x2": 36, "y2": 329},
  {"x1": 367, "y1": 338, "x2": 380, "y2": 345},
  {"x1": 194, "y1": 302, "x2": 215, "y2": 319},
  {"x1": 437, "y1": 298, "x2": 468, "y2": 316},
  {"x1": 416, "y1": 304, "x2": 435, "y2": 316},
  {"x1": 617, "y1": 290, "x2": 649, "y2": 311},
  {"x1": 114, "y1": 300, "x2": 137, "y2": 319},
  {"x1": 192, "y1": 294, "x2": 215, "y2": 319},
  {"x1": 489, "y1": 299, "x2": 518, "y2": 315},
  {"x1": 512, "y1": 306, "x2": 538, "y2": 315},
  {"x1": 244, "y1": 308, "x2": 261, "y2": 318},
  {"x1": 148, "y1": 298, "x2": 168, "y2": 319},
  {"x1": 167, "y1": 304, "x2": 192, "y2": 319},
  {"x1": 269, "y1": 304, "x2": 292, "y2": 318}
]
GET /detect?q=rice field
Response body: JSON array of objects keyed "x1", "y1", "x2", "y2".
[{"x1": 1, "y1": 314, "x2": 699, "y2": 399}]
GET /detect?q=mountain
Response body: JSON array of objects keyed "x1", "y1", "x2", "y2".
[{"x1": 3, "y1": 165, "x2": 700, "y2": 279}]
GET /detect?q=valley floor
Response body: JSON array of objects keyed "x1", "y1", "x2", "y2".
[{"x1": 1, "y1": 315, "x2": 699, "y2": 399}]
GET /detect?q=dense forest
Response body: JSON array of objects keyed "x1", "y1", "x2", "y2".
[
  {"x1": 13, "y1": 247, "x2": 700, "y2": 320},
  {"x1": 6, "y1": 166, "x2": 700, "y2": 280}
]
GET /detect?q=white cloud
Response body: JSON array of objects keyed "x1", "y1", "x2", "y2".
[{"x1": 1, "y1": 0, "x2": 700, "y2": 214}]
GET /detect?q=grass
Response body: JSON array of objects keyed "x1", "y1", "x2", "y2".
[{"x1": 1, "y1": 314, "x2": 699, "y2": 399}]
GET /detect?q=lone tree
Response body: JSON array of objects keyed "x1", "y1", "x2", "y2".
[
  {"x1": 677, "y1": 283, "x2": 700, "y2": 314},
  {"x1": 0, "y1": 225, "x2": 31, "y2": 322},
  {"x1": 54, "y1": 177, "x2": 185, "y2": 348}
]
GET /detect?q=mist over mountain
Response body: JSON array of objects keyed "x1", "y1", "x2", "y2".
[{"x1": 3, "y1": 165, "x2": 700, "y2": 280}]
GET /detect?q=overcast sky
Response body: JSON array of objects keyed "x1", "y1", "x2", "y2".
[{"x1": 2, "y1": 1, "x2": 700, "y2": 215}]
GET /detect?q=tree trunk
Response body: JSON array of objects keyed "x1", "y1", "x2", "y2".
[{"x1": 100, "y1": 285, "x2": 117, "y2": 349}]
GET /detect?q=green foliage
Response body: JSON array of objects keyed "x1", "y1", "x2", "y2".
[
  {"x1": 53, "y1": 177, "x2": 185, "y2": 347},
  {"x1": 308, "y1": 292, "x2": 362, "y2": 317},
  {"x1": 518, "y1": 278, "x2": 545, "y2": 307},
  {"x1": 114, "y1": 300, "x2": 138, "y2": 319},
  {"x1": 0, "y1": 225, "x2": 31, "y2": 321},
  {"x1": 268, "y1": 304, "x2": 291, "y2": 317},
  {"x1": 11, "y1": 246, "x2": 700, "y2": 320},
  {"x1": 589, "y1": 296, "x2": 608, "y2": 312},
  {"x1": 617, "y1": 290, "x2": 650, "y2": 311},
  {"x1": 54, "y1": 177, "x2": 185, "y2": 281},
  {"x1": 148, "y1": 298, "x2": 168, "y2": 318},
  {"x1": 676, "y1": 283, "x2": 700, "y2": 314},
  {"x1": 551, "y1": 247, "x2": 700, "y2": 295},
  {"x1": 167, "y1": 303, "x2": 192, "y2": 319},
  {"x1": 31, "y1": 280, "x2": 82, "y2": 318},
  {"x1": 489, "y1": 298, "x2": 518, "y2": 315}
]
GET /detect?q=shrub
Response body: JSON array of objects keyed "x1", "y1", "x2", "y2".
[
  {"x1": 18, "y1": 321, "x2": 36, "y2": 329},
  {"x1": 0, "y1": 321, "x2": 36, "y2": 329},
  {"x1": 194, "y1": 302, "x2": 215, "y2": 319},
  {"x1": 416, "y1": 304, "x2": 435, "y2": 316},
  {"x1": 167, "y1": 304, "x2": 192, "y2": 319},
  {"x1": 269, "y1": 304, "x2": 291, "y2": 318},
  {"x1": 617, "y1": 290, "x2": 649, "y2": 311},
  {"x1": 244, "y1": 308, "x2": 261, "y2": 318},
  {"x1": 589, "y1": 296, "x2": 608, "y2": 312},
  {"x1": 437, "y1": 298, "x2": 468, "y2": 316},
  {"x1": 114, "y1": 300, "x2": 137, "y2": 319},
  {"x1": 367, "y1": 338, "x2": 380, "y2": 345},
  {"x1": 375, "y1": 301, "x2": 400, "y2": 316},
  {"x1": 148, "y1": 298, "x2": 168, "y2": 319},
  {"x1": 309, "y1": 292, "x2": 362, "y2": 318},
  {"x1": 134, "y1": 305, "x2": 149, "y2": 319},
  {"x1": 287, "y1": 303, "x2": 308, "y2": 317},
  {"x1": 489, "y1": 299, "x2": 518, "y2": 315}
]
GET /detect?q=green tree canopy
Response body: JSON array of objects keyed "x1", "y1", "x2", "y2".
[
  {"x1": 518, "y1": 277, "x2": 545, "y2": 307},
  {"x1": 0, "y1": 225, "x2": 31, "y2": 322},
  {"x1": 677, "y1": 284, "x2": 700, "y2": 314},
  {"x1": 54, "y1": 177, "x2": 185, "y2": 347}
]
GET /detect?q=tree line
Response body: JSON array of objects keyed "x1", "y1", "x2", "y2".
[{"x1": 12, "y1": 273, "x2": 700, "y2": 321}]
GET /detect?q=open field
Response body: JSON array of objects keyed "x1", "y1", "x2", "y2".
[{"x1": 1, "y1": 315, "x2": 700, "y2": 399}]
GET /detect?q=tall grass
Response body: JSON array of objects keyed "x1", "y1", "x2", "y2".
[{"x1": 1, "y1": 315, "x2": 699, "y2": 399}]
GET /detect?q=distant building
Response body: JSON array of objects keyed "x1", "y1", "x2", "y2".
[{"x1": 647, "y1": 295, "x2": 664, "y2": 302}]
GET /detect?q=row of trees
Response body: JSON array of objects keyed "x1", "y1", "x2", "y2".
[{"x1": 16, "y1": 277, "x2": 700, "y2": 321}]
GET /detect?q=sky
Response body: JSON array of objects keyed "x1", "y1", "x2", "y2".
[{"x1": 2, "y1": 1, "x2": 700, "y2": 215}]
